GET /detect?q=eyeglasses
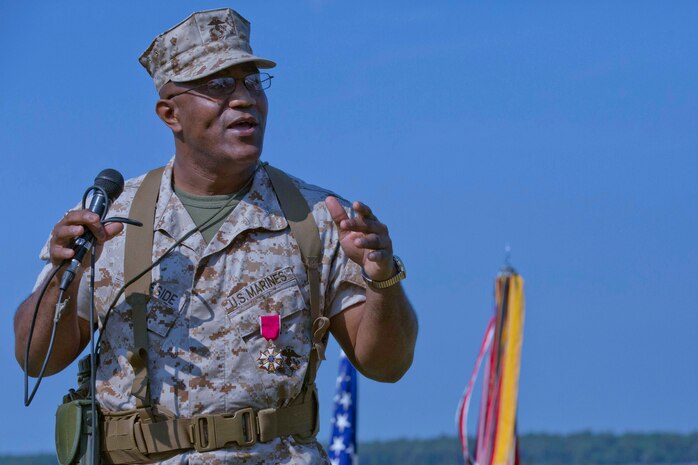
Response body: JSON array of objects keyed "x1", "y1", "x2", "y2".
[{"x1": 167, "y1": 72, "x2": 273, "y2": 100}]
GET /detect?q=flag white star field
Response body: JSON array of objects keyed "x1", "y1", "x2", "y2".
[{"x1": 328, "y1": 351, "x2": 357, "y2": 465}]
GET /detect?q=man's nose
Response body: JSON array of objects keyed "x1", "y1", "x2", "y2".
[{"x1": 227, "y1": 83, "x2": 256, "y2": 108}]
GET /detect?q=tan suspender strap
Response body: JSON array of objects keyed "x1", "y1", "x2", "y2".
[
  {"x1": 262, "y1": 164, "x2": 323, "y2": 320},
  {"x1": 124, "y1": 166, "x2": 165, "y2": 409},
  {"x1": 263, "y1": 164, "x2": 328, "y2": 385}
]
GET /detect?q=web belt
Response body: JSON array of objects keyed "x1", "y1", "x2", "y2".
[{"x1": 101, "y1": 385, "x2": 319, "y2": 460}]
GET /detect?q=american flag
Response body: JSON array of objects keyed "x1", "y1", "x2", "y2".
[{"x1": 328, "y1": 351, "x2": 358, "y2": 465}]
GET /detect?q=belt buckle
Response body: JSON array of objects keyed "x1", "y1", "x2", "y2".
[
  {"x1": 192, "y1": 414, "x2": 218, "y2": 452},
  {"x1": 191, "y1": 408, "x2": 258, "y2": 452},
  {"x1": 233, "y1": 407, "x2": 257, "y2": 447}
]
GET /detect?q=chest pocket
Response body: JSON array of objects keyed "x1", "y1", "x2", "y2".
[{"x1": 227, "y1": 275, "x2": 311, "y2": 378}]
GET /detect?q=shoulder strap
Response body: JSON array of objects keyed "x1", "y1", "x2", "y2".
[
  {"x1": 124, "y1": 166, "x2": 165, "y2": 409},
  {"x1": 263, "y1": 164, "x2": 329, "y2": 385}
]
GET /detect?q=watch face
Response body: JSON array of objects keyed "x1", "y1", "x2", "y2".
[
  {"x1": 394, "y1": 256, "x2": 406, "y2": 274},
  {"x1": 363, "y1": 256, "x2": 406, "y2": 289}
]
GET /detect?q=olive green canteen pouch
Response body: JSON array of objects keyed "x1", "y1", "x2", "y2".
[{"x1": 56, "y1": 399, "x2": 101, "y2": 465}]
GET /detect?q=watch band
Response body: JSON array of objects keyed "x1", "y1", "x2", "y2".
[{"x1": 362, "y1": 255, "x2": 406, "y2": 290}]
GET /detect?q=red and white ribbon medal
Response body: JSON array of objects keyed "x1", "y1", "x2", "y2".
[{"x1": 257, "y1": 314, "x2": 282, "y2": 372}]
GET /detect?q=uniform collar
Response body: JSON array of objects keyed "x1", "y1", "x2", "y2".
[{"x1": 153, "y1": 158, "x2": 288, "y2": 257}]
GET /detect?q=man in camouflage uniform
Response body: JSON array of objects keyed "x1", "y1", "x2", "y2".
[{"x1": 14, "y1": 8, "x2": 417, "y2": 465}]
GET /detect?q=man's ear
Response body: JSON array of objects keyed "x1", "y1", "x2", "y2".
[{"x1": 156, "y1": 98, "x2": 182, "y2": 133}]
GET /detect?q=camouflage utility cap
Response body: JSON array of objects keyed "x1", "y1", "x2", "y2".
[{"x1": 140, "y1": 8, "x2": 276, "y2": 91}]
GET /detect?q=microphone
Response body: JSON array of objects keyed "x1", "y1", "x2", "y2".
[{"x1": 59, "y1": 169, "x2": 125, "y2": 291}]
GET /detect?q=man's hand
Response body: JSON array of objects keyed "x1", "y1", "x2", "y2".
[
  {"x1": 14, "y1": 209, "x2": 123, "y2": 376},
  {"x1": 49, "y1": 209, "x2": 124, "y2": 266},
  {"x1": 325, "y1": 196, "x2": 417, "y2": 383},
  {"x1": 324, "y1": 196, "x2": 395, "y2": 281}
]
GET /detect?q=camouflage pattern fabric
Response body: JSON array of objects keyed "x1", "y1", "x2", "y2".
[
  {"x1": 139, "y1": 8, "x2": 276, "y2": 91},
  {"x1": 34, "y1": 159, "x2": 367, "y2": 464}
]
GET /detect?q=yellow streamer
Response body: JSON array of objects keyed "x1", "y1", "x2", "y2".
[{"x1": 492, "y1": 274, "x2": 525, "y2": 465}]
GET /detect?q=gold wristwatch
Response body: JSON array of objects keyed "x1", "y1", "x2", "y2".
[{"x1": 362, "y1": 255, "x2": 407, "y2": 289}]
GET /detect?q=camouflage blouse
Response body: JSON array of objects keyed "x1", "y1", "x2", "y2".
[{"x1": 35, "y1": 159, "x2": 366, "y2": 464}]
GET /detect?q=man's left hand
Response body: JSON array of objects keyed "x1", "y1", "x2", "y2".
[
  {"x1": 325, "y1": 196, "x2": 395, "y2": 282},
  {"x1": 325, "y1": 195, "x2": 417, "y2": 382}
]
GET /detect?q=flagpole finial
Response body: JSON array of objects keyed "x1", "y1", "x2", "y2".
[{"x1": 501, "y1": 244, "x2": 516, "y2": 275}]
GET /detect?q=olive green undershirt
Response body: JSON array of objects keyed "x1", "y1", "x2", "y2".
[{"x1": 174, "y1": 184, "x2": 250, "y2": 243}]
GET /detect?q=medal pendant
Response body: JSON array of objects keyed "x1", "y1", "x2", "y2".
[
  {"x1": 258, "y1": 314, "x2": 282, "y2": 373},
  {"x1": 258, "y1": 341, "x2": 282, "y2": 373}
]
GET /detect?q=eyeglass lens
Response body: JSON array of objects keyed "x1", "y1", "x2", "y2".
[{"x1": 202, "y1": 73, "x2": 272, "y2": 97}]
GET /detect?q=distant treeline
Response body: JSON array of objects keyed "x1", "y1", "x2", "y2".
[
  {"x1": 3, "y1": 432, "x2": 697, "y2": 465},
  {"x1": 359, "y1": 432, "x2": 698, "y2": 465},
  {"x1": 0, "y1": 455, "x2": 57, "y2": 465}
]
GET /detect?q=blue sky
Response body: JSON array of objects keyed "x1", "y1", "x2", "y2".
[{"x1": 1, "y1": 1, "x2": 697, "y2": 455}]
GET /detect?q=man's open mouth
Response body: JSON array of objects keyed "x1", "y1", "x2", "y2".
[{"x1": 229, "y1": 116, "x2": 259, "y2": 130}]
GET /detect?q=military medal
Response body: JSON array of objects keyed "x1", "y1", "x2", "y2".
[
  {"x1": 281, "y1": 347, "x2": 301, "y2": 371},
  {"x1": 257, "y1": 314, "x2": 282, "y2": 372}
]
